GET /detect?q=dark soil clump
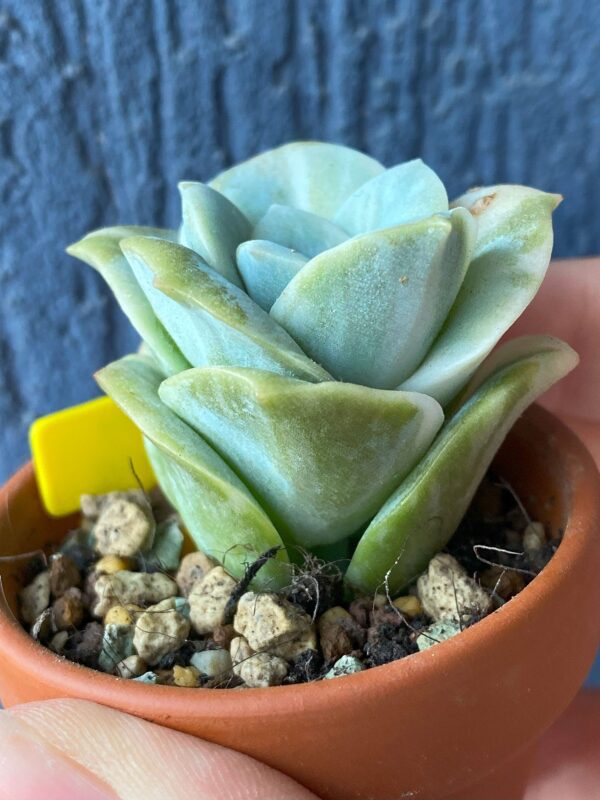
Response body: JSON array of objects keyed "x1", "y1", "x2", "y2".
[{"x1": 284, "y1": 555, "x2": 344, "y2": 618}]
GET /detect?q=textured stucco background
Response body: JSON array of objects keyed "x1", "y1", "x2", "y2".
[
  {"x1": 2, "y1": 0, "x2": 600, "y2": 477},
  {"x1": 0, "y1": 2, "x2": 599, "y2": 679}
]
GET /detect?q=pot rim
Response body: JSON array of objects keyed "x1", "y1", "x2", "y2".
[{"x1": 1, "y1": 405, "x2": 599, "y2": 721}]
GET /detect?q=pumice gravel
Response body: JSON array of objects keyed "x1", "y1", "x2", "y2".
[{"x1": 19, "y1": 475, "x2": 560, "y2": 689}]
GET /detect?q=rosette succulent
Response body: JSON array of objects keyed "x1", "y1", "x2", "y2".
[{"x1": 68, "y1": 142, "x2": 577, "y2": 595}]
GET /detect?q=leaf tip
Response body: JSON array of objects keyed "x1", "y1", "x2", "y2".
[{"x1": 549, "y1": 192, "x2": 564, "y2": 211}]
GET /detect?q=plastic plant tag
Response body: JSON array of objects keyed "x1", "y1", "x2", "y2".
[{"x1": 29, "y1": 395, "x2": 155, "y2": 517}]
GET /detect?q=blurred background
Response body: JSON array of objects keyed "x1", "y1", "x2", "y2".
[{"x1": 0, "y1": 1, "x2": 598, "y2": 680}]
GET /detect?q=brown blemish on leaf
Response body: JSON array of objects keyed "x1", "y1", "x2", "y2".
[{"x1": 469, "y1": 193, "x2": 497, "y2": 216}]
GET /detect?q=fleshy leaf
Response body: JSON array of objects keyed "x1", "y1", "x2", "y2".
[
  {"x1": 178, "y1": 182, "x2": 248, "y2": 288},
  {"x1": 159, "y1": 367, "x2": 443, "y2": 547},
  {"x1": 236, "y1": 240, "x2": 308, "y2": 311},
  {"x1": 95, "y1": 354, "x2": 289, "y2": 587},
  {"x1": 334, "y1": 159, "x2": 449, "y2": 235},
  {"x1": 345, "y1": 336, "x2": 578, "y2": 595},
  {"x1": 209, "y1": 141, "x2": 383, "y2": 224},
  {"x1": 271, "y1": 209, "x2": 476, "y2": 388},
  {"x1": 400, "y1": 186, "x2": 562, "y2": 405},
  {"x1": 120, "y1": 236, "x2": 331, "y2": 382},
  {"x1": 66, "y1": 227, "x2": 189, "y2": 376},
  {"x1": 253, "y1": 204, "x2": 347, "y2": 258}
]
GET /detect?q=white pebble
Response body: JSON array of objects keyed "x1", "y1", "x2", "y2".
[
  {"x1": 190, "y1": 648, "x2": 232, "y2": 678},
  {"x1": 230, "y1": 635, "x2": 253, "y2": 667},
  {"x1": 523, "y1": 521, "x2": 546, "y2": 555},
  {"x1": 231, "y1": 636, "x2": 288, "y2": 688},
  {"x1": 115, "y1": 655, "x2": 148, "y2": 678},
  {"x1": 19, "y1": 571, "x2": 51, "y2": 625},
  {"x1": 417, "y1": 554, "x2": 492, "y2": 623}
]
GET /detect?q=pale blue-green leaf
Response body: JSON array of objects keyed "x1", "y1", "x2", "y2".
[
  {"x1": 209, "y1": 141, "x2": 383, "y2": 224},
  {"x1": 178, "y1": 182, "x2": 248, "y2": 288},
  {"x1": 121, "y1": 237, "x2": 331, "y2": 382},
  {"x1": 253, "y1": 204, "x2": 347, "y2": 258},
  {"x1": 271, "y1": 209, "x2": 476, "y2": 388},
  {"x1": 159, "y1": 367, "x2": 443, "y2": 547},
  {"x1": 400, "y1": 186, "x2": 562, "y2": 406},
  {"x1": 95, "y1": 355, "x2": 289, "y2": 588},
  {"x1": 334, "y1": 159, "x2": 449, "y2": 235},
  {"x1": 346, "y1": 336, "x2": 578, "y2": 595},
  {"x1": 446, "y1": 335, "x2": 566, "y2": 412},
  {"x1": 66, "y1": 227, "x2": 189, "y2": 376},
  {"x1": 236, "y1": 240, "x2": 308, "y2": 312}
]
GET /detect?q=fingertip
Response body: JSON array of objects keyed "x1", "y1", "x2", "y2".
[
  {"x1": 8, "y1": 699, "x2": 318, "y2": 800},
  {"x1": 0, "y1": 710, "x2": 117, "y2": 800}
]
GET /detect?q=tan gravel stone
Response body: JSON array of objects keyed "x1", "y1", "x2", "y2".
[
  {"x1": 133, "y1": 597, "x2": 191, "y2": 666},
  {"x1": 92, "y1": 571, "x2": 177, "y2": 617},
  {"x1": 417, "y1": 554, "x2": 491, "y2": 623},
  {"x1": 188, "y1": 567, "x2": 237, "y2": 635},
  {"x1": 176, "y1": 551, "x2": 217, "y2": 596}
]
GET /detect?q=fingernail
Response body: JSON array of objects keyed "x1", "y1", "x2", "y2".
[{"x1": 0, "y1": 718, "x2": 117, "y2": 800}]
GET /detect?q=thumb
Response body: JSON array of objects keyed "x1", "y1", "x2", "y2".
[{"x1": 0, "y1": 699, "x2": 317, "y2": 800}]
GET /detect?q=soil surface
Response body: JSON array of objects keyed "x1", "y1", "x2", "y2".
[{"x1": 16, "y1": 472, "x2": 561, "y2": 689}]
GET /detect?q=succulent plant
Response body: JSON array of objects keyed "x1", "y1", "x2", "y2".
[{"x1": 68, "y1": 142, "x2": 577, "y2": 595}]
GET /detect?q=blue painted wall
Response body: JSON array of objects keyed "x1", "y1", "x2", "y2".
[{"x1": 0, "y1": 1, "x2": 598, "y2": 681}]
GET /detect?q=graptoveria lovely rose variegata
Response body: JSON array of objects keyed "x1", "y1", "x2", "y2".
[{"x1": 68, "y1": 142, "x2": 577, "y2": 595}]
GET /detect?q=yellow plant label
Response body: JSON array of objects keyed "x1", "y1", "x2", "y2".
[{"x1": 29, "y1": 396, "x2": 155, "y2": 517}]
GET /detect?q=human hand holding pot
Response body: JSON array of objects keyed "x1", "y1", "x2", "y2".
[
  {"x1": 0, "y1": 261, "x2": 598, "y2": 799},
  {"x1": 0, "y1": 691, "x2": 598, "y2": 799},
  {"x1": 1, "y1": 691, "x2": 599, "y2": 800},
  {"x1": 508, "y1": 257, "x2": 600, "y2": 464}
]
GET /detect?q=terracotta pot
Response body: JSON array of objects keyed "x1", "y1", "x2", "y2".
[{"x1": 0, "y1": 405, "x2": 599, "y2": 800}]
